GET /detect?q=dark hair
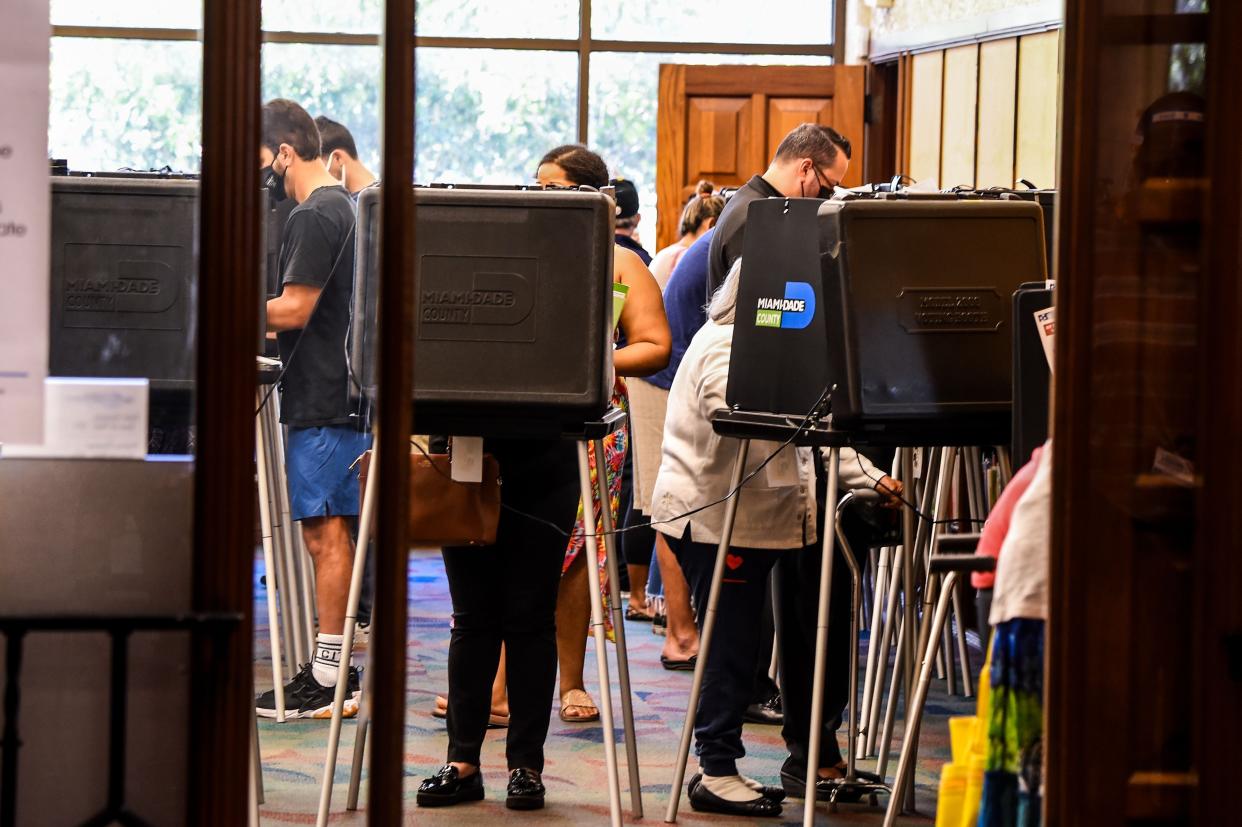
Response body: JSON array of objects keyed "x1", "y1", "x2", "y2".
[
  {"x1": 537, "y1": 144, "x2": 609, "y2": 189},
  {"x1": 261, "y1": 99, "x2": 320, "y2": 161},
  {"x1": 315, "y1": 116, "x2": 359, "y2": 160},
  {"x1": 773, "y1": 123, "x2": 852, "y2": 168},
  {"x1": 678, "y1": 180, "x2": 725, "y2": 236},
  {"x1": 1133, "y1": 91, "x2": 1205, "y2": 180}
]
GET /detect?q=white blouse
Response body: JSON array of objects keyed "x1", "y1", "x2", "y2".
[{"x1": 650, "y1": 320, "x2": 881, "y2": 549}]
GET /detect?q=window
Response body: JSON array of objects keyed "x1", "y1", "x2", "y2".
[
  {"x1": 263, "y1": 44, "x2": 383, "y2": 170},
  {"x1": 50, "y1": 37, "x2": 202, "y2": 172},
  {"x1": 416, "y1": 49, "x2": 577, "y2": 183},
  {"x1": 50, "y1": 1, "x2": 838, "y2": 232}
]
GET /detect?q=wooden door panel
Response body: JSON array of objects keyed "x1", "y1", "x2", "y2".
[
  {"x1": 686, "y1": 97, "x2": 754, "y2": 183},
  {"x1": 657, "y1": 64, "x2": 866, "y2": 250},
  {"x1": 767, "y1": 98, "x2": 834, "y2": 163}
]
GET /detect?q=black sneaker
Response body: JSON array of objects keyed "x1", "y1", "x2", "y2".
[{"x1": 256, "y1": 663, "x2": 360, "y2": 720}]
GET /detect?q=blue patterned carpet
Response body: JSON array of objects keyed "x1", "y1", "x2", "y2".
[{"x1": 255, "y1": 549, "x2": 975, "y2": 825}]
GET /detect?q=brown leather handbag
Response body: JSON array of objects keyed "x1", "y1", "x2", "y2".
[{"x1": 356, "y1": 444, "x2": 501, "y2": 547}]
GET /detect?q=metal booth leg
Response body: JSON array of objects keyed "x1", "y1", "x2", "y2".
[
  {"x1": 264, "y1": 401, "x2": 300, "y2": 674},
  {"x1": 882, "y1": 572, "x2": 959, "y2": 827},
  {"x1": 265, "y1": 397, "x2": 307, "y2": 668},
  {"x1": 802, "y1": 446, "x2": 841, "y2": 826},
  {"x1": 315, "y1": 431, "x2": 379, "y2": 827},
  {"x1": 866, "y1": 540, "x2": 905, "y2": 758},
  {"x1": 664, "y1": 439, "x2": 751, "y2": 824},
  {"x1": 255, "y1": 393, "x2": 286, "y2": 722},
  {"x1": 594, "y1": 437, "x2": 645, "y2": 819},
  {"x1": 858, "y1": 542, "x2": 890, "y2": 756},
  {"x1": 577, "y1": 440, "x2": 624, "y2": 827},
  {"x1": 271, "y1": 393, "x2": 317, "y2": 662},
  {"x1": 347, "y1": 632, "x2": 375, "y2": 810}
]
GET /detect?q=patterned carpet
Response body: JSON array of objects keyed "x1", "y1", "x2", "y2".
[{"x1": 255, "y1": 549, "x2": 976, "y2": 825}]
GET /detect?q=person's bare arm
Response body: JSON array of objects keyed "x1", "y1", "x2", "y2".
[
  {"x1": 613, "y1": 245, "x2": 671, "y2": 377},
  {"x1": 266, "y1": 283, "x2": 322, "y2": 333}
]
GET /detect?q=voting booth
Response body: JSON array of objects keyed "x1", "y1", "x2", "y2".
[
  {"x1": 727, "y1": 197, "x2": 1048, "y2": 445},
  {"x1": 350, "y1": 185, "x2": 616, "y2": 436}
]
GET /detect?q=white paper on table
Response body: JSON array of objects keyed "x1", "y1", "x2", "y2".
[
  {"x1": 1, "y1": 378, "x2": 149, "y2": 460},
  {"x1": 1034, "y1": 306, "x2": 1056, "y2": 371}
]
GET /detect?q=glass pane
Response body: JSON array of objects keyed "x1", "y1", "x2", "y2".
[
  {"x1": 589, "y1": 52, "x2": 832, "y2": 247},
  {"x1": 416, "y1": 0, "x2": 578, "y2": 39},
  {"x1": 416, "y1": 48, "x2": 577, "y2": 183},
  {"x1": 49, "y1": 38, "x2": 203, "y2": 172},
  {"x1": 50, "y1": 0, "x2": 203, "y2": 28},
  {"x1": 262, "y1": 43, "x2": 383, "y2": 172},
  {"x1": 593, "y1": 0, "x2": 834, "y2": 44},
  {"x1": 262, "y1": 0, "x2": 382, "y2": 34}
]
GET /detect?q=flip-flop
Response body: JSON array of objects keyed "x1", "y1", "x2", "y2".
[
  {"x1": 625, "y1": 606, "x2": 654, "y2": 622},
  {"x1": 431, "y1": 695, "x2": 509, "y2": 728},
  {"x1": 661, "y1": 654, "x2": 697, "y2": 671},
  {"x1": 559, "y1": 689, "x2": 600, "y2": 723}
]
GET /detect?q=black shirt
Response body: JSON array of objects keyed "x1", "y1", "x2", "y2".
[
  {"x1": 276, "y1": 185, "x2": 359, "y2": 428},
  {"x1": 707, "y1": 174, "x2": 783, "y2": 294},
  {"x1": 615, "y1": 232, "x2": 652, "y2": 266}
]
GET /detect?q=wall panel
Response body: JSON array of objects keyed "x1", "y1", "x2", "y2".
[
  {"x1": 1016, "y1": 30, "x2": 1061, "y2": 188},
  {"x1": 976, "y1": 37, "x2": 1018, "y2": 187},
  {"x1": 908, "y1": 50, "x2": 944, "y2": 187},
  {"x1": 940, "y1": 44, "x2": 980, "y2": 189}
]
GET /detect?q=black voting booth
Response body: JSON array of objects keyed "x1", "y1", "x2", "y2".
[
  {"x1": 726, "y1": 197, "x2": 1048, "y2": 445},
  {"x1": 350, "y1": 184, "x2": 615, "y2": 436}
]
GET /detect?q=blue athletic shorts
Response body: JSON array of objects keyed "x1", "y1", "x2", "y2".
[{"x1": 285, "y1": 425, "x2": 373, "y2": 522}]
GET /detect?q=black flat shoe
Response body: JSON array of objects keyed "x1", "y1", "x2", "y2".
[
  {"x1": 743, "y1": 692, "x2": 783, "y2": 725},
  {"x1": 687, "y1": 777, "x2": 782, "y2": 817},
  {"x1": 506, "y1": 768, "x2": 546, "y2": 810},
  {"x1": 688, "y1": 773, "x2": 786, "y2": 803},
  {"x1": 416, "y1": 765, "x2": 484, "y2": 808}
]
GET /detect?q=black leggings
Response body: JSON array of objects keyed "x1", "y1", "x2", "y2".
[{"x1": 441, "y1": 437, "x2": 579, "y2": 772}]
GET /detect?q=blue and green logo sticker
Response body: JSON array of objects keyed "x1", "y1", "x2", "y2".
[{"x1": 755, "y1": 282, "x2": 816, "y2": 329}]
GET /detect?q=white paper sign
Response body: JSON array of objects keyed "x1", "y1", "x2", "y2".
[
  {"x1": 0, "y1": 0, "x2": 50, "y2": 443},
  {"x1": 1034, "y1": 306, "x2": 1055, "y2": 371},
  {"x1": 1, "y1": 378, "x2": 149, "y2": 459},
  {"x1": 450, "y1": 436, "x2": 484, "y2": 483}
]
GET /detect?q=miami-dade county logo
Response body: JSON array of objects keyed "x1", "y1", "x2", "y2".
[{"x1": 755, "y1": 281, "x2": 816, "y2": 329}]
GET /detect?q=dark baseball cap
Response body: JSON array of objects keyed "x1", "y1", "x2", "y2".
[{"x1": 610, "y1": 178, "x2": 641, "y2": 219}]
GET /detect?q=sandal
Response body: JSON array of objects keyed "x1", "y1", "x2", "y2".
[
  {"x1": 432, "y1": 694, "x2": 509, "y2": 729},
  {"x1": 625, "y1": 605, "x2": 654, "y2": 622},
  {"x1": 559, "y1": 688, "x2": 600, "y2": 723}
]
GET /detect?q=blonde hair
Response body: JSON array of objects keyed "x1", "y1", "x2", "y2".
[{"x1": 707, "y1": 258, "x2": 743, "y2": 325}]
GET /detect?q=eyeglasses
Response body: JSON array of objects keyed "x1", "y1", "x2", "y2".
[{"x1": 811, "y1": 162, "x2": 837, "y2": 191}]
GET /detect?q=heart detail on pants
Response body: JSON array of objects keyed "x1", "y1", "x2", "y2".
[{"x1": 725, "y1": 553, "x2": 743, "y2": 571}]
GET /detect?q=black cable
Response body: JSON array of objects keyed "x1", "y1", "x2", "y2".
[{"x1": 256, "y1": 218, "x2": 357, "y2": 417}]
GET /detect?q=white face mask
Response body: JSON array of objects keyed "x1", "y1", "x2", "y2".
[{"x1": 325, "y1": 152, "x2": 345, "y2": 185}]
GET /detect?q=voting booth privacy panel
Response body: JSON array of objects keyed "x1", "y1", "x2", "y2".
[
  {"x1": 49, "y1": 174, "x2": 283, "y2": 390},
  {"x1": 351, "y1": 185, "x2": 616, "y2": 436},
  {"x1": 727, "y1": 197, "x2": 1048, "y2": 444}
]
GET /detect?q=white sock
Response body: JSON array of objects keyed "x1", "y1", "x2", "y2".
[
  {"x1": 740, "y1": 774, "x2": 767, "y2": 793},
  {"x1": 702, "y1": 774, "x2": 763, "y2": 803},
  {"x1": 312, "y1": 633, "x2": 344, "y2": 687}
]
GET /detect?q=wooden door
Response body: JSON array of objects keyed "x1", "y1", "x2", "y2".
[{"x1": 656, "y1": 64, "x2": 865, "y2": 251}]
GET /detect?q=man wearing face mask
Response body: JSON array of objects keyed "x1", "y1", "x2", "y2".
[
  {"x1": 255, "y1": 98, "x2": 368, "y2": 720},
  {"x1": 706, "y1": 123, "x2": 851, "y2": 294},
  {"x1": 315, "y1": 115, "x2": 377, "y2": 199}
]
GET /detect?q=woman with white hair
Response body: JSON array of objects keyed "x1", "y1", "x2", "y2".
[{"x1": 650, "y1": 259, "x2": 902, "y2": 816}]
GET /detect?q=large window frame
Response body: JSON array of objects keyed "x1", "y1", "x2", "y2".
[{"x1": 52, "y1": 0, "x2": 844, "y2": 145}]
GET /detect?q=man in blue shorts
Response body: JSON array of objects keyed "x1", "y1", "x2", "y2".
[{"x1": 255, "y1": 99, "x2": 368, "y2": 719}]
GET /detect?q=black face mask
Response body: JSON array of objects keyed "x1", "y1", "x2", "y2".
[{"x1": 261, "y1": 164, "x2": 287, "y2": 204}]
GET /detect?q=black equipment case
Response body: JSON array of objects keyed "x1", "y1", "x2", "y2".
[
  {"x1": 727, "y1": 197, "x2": 1048, "y2": 445},
  {"x1": 351, "y1": 185, "x2": 616, "y2": 436}
]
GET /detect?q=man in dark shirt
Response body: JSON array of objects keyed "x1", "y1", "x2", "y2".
[
  {"x1": 256, "y1": 99, "x2": 366, "y2": 719},
  {"x1": 611, "y1": 177, "x2": 652, "y2": 265},
  {"x1": 707, "y1": 123, "x2": 852, "y2": 293}
]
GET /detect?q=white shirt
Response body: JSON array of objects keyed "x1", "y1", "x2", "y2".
[
  {"x1": 989, "y1": 443, "x2": 1052, "y2": 624},
  {"x1": 650, "y1": 320, "x2": 882, "y2": 548}
]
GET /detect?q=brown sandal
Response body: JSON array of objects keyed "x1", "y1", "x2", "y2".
[
  {"x1": 432, "y1": 694, "x2": 509, "y2": 728},
  {"x1": 559, "y1": 689, "x2": 600, "y2": 723}
]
